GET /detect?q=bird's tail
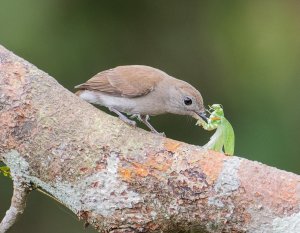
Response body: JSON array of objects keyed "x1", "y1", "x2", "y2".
[
  {"x1": 74, "y1": 90, "x2": 83, "y2": 96},
  {"x1": 74, "y1": 83, "x2": 84, "y2": 96}
]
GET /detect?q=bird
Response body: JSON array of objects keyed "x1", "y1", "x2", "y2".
[{"x1": 75, "y1": 65, "x2": 207, "y2": 135}]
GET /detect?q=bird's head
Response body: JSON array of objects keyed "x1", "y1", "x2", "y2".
[{"x1": 166, "y1": 80, "x2": 207, "y2": 121}]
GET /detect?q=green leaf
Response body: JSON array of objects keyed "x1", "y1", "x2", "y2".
[{"x1": 0, "y1": 166, "x2": 11, "y2": 177}]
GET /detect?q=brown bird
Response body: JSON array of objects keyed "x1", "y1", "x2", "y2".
[{"x1": 75, "y1": 65, "x2": 207, "y2": 135}]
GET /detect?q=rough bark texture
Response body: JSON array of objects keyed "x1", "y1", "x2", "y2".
[{"x1": 0, "y1": 44, "x2": 300, "y2": 233}]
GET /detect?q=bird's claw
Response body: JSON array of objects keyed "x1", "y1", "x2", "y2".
[
  {"x1": 156, "y1": 131, "x2": 166, "y2": 137},
  {"x1": 119, "y1": 117, "x2": 137, "y2": 127}
]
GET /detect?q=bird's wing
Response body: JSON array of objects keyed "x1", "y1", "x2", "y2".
[{"x1": 75, "y1": 65, "x2": 164, "y2": 98}]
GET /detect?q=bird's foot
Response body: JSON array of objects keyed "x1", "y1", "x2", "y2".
[
  {"x1": 149, "y1": 125, "x2": 165, "y2": 137},
  {"x1": 155, "y1": 131, "x2": 166, "y2": 137},
  {"x1": 119, "y1": 116, "x2": 137, "y2": 127},
  {"x1": 109, "y1": 107, "x2": 136, "y2": 127},
  {"x1": 137, "y1": 114, "x2": 166, "y2": 136}
]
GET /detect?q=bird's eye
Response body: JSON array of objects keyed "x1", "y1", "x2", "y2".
[{"x1": 184, "y1": 97, "x2": 193, "y2": 106}]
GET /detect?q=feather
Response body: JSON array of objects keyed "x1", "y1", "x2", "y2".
[{"x1": 75, "y1": 65, "x2": 165, "y2": 98}]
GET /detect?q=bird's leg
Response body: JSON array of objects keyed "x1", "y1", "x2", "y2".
[
  {"x1": 109, "y1": 107, "x2": 136, "y2": 126},
  {"x1": 130, "y1": 114, "x2": 139, "y2": 119},
  {"x1": 138, "y1": 115, "x2": 165, "y2": 137}
]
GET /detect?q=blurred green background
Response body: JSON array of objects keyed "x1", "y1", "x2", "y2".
[{"x1": 1, "y1": 0, "x2": 300, "y2": 232}]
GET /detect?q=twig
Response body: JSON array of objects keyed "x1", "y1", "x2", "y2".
[{"x1": 0, "y1": 178, "x2": 29, "y2": 233}]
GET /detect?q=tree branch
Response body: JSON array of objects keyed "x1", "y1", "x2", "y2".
[
  {"x1": 0, "y1": 44, "x2": 299, "y2": 233},
  {"x1": 0, "y1": 177, "x2": 29, "y2": 233}
]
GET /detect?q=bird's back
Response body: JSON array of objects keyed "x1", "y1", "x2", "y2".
[{"x1": 75, "y1": 65, "x2": 166, "y2": 98}]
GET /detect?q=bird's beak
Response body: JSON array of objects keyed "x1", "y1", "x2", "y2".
[{"x1": 198, "y1": 111, "x2": 208, "y2": 122}]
